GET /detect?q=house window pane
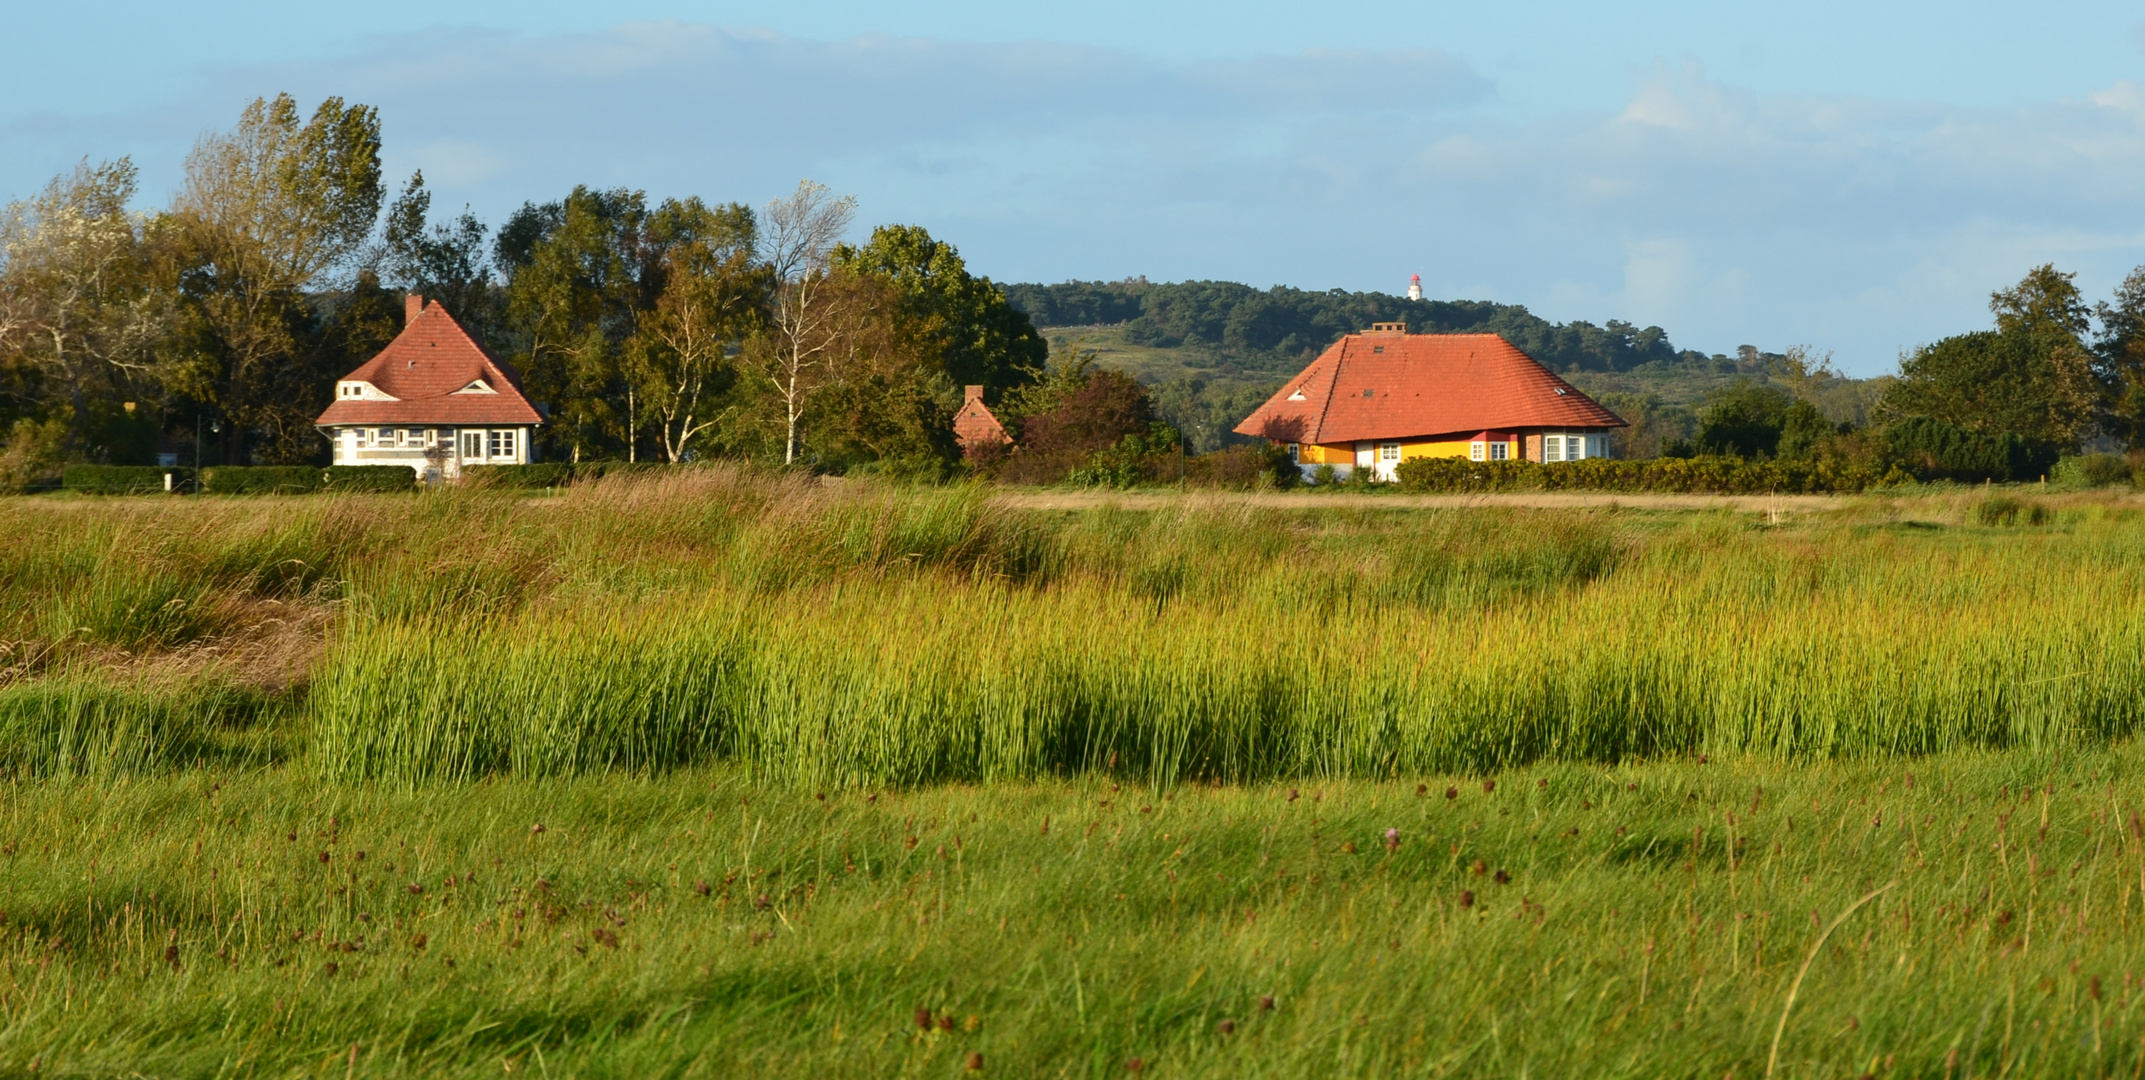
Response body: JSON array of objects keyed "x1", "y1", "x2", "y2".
[
  {"x1": 500, "y1": 430, "x2": 516, "y2": 459},
  {"x1": 1470, "y1": 442, "x2": 1484, "y2": 461},
  {"x1": 1379, "y1": 442, "x2": 1400, "y2": 462},
  {"x1": 461, "y1": 431, "x2": 482, "y2": 459},
  {"x1": 1545, "y1": 436, "x2": 1562, "y2": 462},
  {"x1": 1287, "y1": 443, "x2": 1300, "y2": 463},
  {"x1": 1490, "y1": 442, "x2": 1508, "y2": 461}
]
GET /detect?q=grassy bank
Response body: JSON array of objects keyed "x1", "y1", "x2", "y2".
[
  {"x1": 0, "y1": 751, "x2": 2139, "y2": 1076},
  {"x1": 5, "y1": 471, "x2": 2145, "y2": 783}
]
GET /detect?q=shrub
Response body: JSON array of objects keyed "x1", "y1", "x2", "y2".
[
  {"x1": 201, "y1": 466, "x2": 323, "y2": 495},
  {"x1": 62, "y1": 464, "x2": 190, "y2": 495},
  {"x1": 2050, "y1": 454, "x2": 2133, "y2": 489},
  {"x1": 1184, "y1": 443, "x2": 1297, "y2": 490},
  {"x1": 1972, "y1": 496, "x2": 2051, "y2": 526},
  {"x1": 323, "y1": 465, "x2": 416, "y2": 493},
  {"x1": 1391, "y1": 455, "x2": 1911, "y2": 494},
  {"x1": 1, "y1": 418, "x2": 70, "y2": 493},
  {"x1": 1882, "y1": 416, "x2": 2056, "y2": 482}
]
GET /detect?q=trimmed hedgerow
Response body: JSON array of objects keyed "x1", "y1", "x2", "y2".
[
  {"x1": 62, "y1": 465, "x2": 190, "y2": 494},
  {"x1": 201, "y1": 466, "x2": 324, "y2": 495},
  {"x1": 1392, "y1": 455, "x2": 1914, "y2": 495}
]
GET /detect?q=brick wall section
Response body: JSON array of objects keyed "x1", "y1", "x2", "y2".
[{"x1": 953, "y1": 386, "x2": 1011, "y2": 452}]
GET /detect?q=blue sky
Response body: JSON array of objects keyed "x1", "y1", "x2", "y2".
[{"x1": 8, "y1": 2, "x2": 2145, "y2": 373}]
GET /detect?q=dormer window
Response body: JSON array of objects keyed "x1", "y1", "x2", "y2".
[
  {"x1": 455, "y1": 379, "x2": 497, "y2": 395},
  {"x1": 1286, "y1": 388, "x2": 1307, "y2": 402}
]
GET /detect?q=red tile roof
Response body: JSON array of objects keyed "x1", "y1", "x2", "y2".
[
  {"x1": 1234, "y1": 332, "x2": 1624, "y2": 444},
  {"x1": 314, "y1": 298, "x2": 544, "y2": 427}
]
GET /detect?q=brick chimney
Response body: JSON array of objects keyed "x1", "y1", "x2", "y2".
[
  {"x1": 406, "y1": 294, "x2": 424, "y2": 322},
  {"x1": 964, "y1": 385, "x2": 985, "y2": 403}
]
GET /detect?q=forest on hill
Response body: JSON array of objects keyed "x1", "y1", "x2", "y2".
[{"x1": 1003, "y1": 278, "x2": 1699, "y2": 374}]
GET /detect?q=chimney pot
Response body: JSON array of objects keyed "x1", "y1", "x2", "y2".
[
  {"x1": 964, "y1": 385, "x2": 985, "y2": 403},
  {"x1": 406, "y1": 295, "x2": 424, "y2": 322}
]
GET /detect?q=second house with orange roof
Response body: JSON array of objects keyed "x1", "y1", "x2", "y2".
[{"x1": 1233, "y1": 322, "x2": 1627, "y2": 481}]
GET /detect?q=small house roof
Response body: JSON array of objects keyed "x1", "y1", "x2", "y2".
[
  {"x1": 315, "y1": 298, "x2": 544, "y2": 427},
  {"x1": 1234, "y1": 332, "x2": 1624, "y2": 445}
]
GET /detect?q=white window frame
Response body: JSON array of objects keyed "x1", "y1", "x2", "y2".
[
  {"x1": 1490, "y1": 441, "x2": 1508, "y2": 461},
  {"x1": 1378, "y1": 442, "x2": 1401, "y2": 463},
  {"x1": 1544, "y1": 434, "x2": 1563, "y2": 462},
  {"x1": 1469, "y1": 441, "x2": 1485, "y2": 462},
  {"x1": 1287, "y1": 443, "x2": 1300, "y2": 463},
  {"x1": 460, "y1": 430, "x2": 484, "y2": 460}
]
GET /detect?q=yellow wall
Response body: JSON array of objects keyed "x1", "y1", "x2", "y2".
[
  {"x1": 1399, "y1": 440, "x2": 1475, "y2": 461},
  {"x1": 1281, "y1": 438, "x2": 1520, "y2": 464},
  {"x1": 1290, "y1": 442, "x2": 1354, "y2": 465}
]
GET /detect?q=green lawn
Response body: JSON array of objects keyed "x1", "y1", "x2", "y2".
[{"x1": 2, "y1": 751, "x2": 2140, "y2": 1076}]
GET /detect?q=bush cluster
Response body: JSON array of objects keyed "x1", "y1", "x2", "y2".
[{"x1": 1391, "y1": 455, "x2": 1913, "y2": 494}]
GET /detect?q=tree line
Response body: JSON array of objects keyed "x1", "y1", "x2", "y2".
[
  {"x1": 1599, "y1": 265, "x2": 2145, "y2": 483},
  {"x1": 0, "y1": 94, "x2": 1056, "y2": 487}
]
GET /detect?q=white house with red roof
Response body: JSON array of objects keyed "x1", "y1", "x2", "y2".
[
  {"x1": 1234, "y1": 323, "x2": 1626, "y2": 481},
  {"x1": 315, "y1": 295, "x2": 544, "y2": 481}
]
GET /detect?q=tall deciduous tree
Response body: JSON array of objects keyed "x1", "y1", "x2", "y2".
[
  {"x1": 753, "y1": 180, "x2": 855, "y2": 464},
  {"x1": 0, "y1": 158, "x2": 164, "y2": 461},
  {"x1": 831, "y1": 224, "x2": 1045, "y2": 398},
  {"x1": 2094, "y1": 265, "x2": 2145, "y2": 449},
  {"x1": 495, "y1": 187, "x2": 652, "y2": 461},
  {"x1": 1879, "y1": 264, "x2": 2099, "y2": 450},
  {"x1": 381, "y1": 170, "x2": 494, "y2": 333},
  {"x1": 163, "y1": 94, "x2": 383, "y2": 462},
  {"x1": 804, "y1": 272, "x2": 959, "y2": 476},
  {"x1": 628, "y1": 198, "x2": 762, "y2": 462}
]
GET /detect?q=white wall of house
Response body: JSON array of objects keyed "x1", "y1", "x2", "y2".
[{"x1": 327, "y1": 426, "x2": 534, "y2": 481}]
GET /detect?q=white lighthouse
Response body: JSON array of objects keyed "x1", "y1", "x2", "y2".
[{"x1": 1407, "y1": 273, "x2": 1423, "y2": 301}]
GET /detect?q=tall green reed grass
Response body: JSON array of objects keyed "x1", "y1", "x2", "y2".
[
  {"x1": 12, "y1": 470, "x2": 2141, "y2": 784},
  {"x1": 0, "y1": 674, "x2": 276, "y2": 776},
  {"x1": 306, "y1": 476, "x2": 2145, "y2": 785}
]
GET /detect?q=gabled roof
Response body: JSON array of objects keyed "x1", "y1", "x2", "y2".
[
  {"x1": 315, "y1": 298, "x2": 544, "y2": 427},
  {"x1": 953, "y1": 396, "x2": 1010, "y2": 449},
  {"x1": 1233, "y1": 332, "x2": 1624, "y2": 444}
]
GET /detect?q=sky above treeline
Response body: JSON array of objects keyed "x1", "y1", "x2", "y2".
[{"x1": 8, "y1": 1, "x2": 2145, "y2": 375}]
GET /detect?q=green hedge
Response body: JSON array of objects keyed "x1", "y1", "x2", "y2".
[
  {"x1": 1391, "y1": 455, "x2": 1914, "y2": 495},
  {"x1": 323, "y1": 465, "x2": 417, "y2": 492},
  {"x1": 200, "y1": 466, "x2": 324, "y2": 494},
  {"x1": 62, "y1": 465, "x2": 191, "y2": 494}
]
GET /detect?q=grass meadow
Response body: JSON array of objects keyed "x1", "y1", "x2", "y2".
[{"x1": 3, "y1": 470, "x2": 2145, "y2": 1074}]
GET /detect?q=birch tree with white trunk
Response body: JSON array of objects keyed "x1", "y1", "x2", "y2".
[{"x1": 758, "y1": 180, "x2": 855, "y2": 465}]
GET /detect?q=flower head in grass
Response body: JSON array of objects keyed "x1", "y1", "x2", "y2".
[{"x1": 1384, "y1": 828, "x2": 1400, "y2": 851}]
